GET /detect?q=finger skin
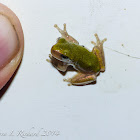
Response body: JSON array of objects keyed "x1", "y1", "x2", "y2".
[{"x1": 0, "y1": 3, "x2": 24, "y2": 90}]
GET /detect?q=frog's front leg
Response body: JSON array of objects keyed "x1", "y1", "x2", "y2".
[
  {"x1": 47, "y1": 54, "x2": 68, "y2": 72},
  {"x1": 91, "y1": 34, "x2": 107, "y2": 72},
  {"x1": 64, "y1": 72, "x2": 97, "y2": 86},
  {"x1": 54, "y1": 23, "x2": 79, "y2": 44}
]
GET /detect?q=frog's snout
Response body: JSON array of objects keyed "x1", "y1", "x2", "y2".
[{"x1": 51, "y1": 46, "x2": 62, "y2": 60}]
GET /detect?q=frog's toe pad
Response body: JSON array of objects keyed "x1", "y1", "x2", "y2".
[
  {"x1": 63, "y1": 78, "x2": 71, "y2": 82},
  {"x1": 46, "y1": 59, "x2": 50, "y2": 62},
  {"x1": 63, "y1": 78, "x2": 72, "y2": 86}
]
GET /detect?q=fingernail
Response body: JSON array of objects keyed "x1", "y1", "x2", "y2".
[{"x1": 0, "y1": 14, "x2": 18, "y2": 68}]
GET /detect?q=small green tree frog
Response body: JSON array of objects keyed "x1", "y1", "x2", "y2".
[{"x1": 47, "y1": 23, "x2": 107, "y2": 86}]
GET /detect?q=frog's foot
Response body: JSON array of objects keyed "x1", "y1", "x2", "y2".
[
  {"x1": 91, "y1": 33, "x2": 107, "y2": 72},
  {"x1": 63, "y1": 73, "x2": 97, "y2": 86},
  {"x1": 54, "y1": 23, "x2": 79, "y2": 44},
  {"x1": 46, "y1": 54, "x2": 52, "y2": 63},
  {"x1": 91, "y1": 33, "x2": 107, "y2": 47},
  {"x1": 54, "y1": 23, "x2": 67, "y2": 36}
]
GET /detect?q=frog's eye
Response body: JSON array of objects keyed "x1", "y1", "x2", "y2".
[
  {"x1": 61, "y1": 54, "x2": 69, "y2": 59},
  {"x1": 82, "y1": 45, "x2": 85, "y2": 47},
  {"x1": 61, "y1": 54, "x2": 72, "y2": 63}
]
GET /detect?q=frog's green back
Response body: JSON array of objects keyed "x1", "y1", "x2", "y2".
[{"x1": 53, "y1": 38, "x2": 100, "y2": 73}]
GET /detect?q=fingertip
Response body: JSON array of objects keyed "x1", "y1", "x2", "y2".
[{"x1": 0, "y1": 3, "x2": 24, "y2": 90}]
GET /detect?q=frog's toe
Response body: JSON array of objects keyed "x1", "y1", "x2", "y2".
[
  {"x1": 63, "y1": 78, "x2": 71, "y2": 82},
  {"x1": 91, "y1": 41, "x2": 96, "y2": 46},
  {"x1": 94, "y1": 33, "x2": 100, "y2": 45},
  {"x1": 101, "y1": 38, "x2": 107, "y2": 44},
  {"x1": 54, "y1": 24, "x2": 58, "y2": 28},
  {"x1": 63, "y1": 78, "x2": 72, "y2": 86},
  {"x1": 63, "y1": 23, "x2": 66, "y2": 31},
  {"x1": 46, "y1": 59, "x2": 51, "y2": 62},
  {"x1": 68, "y1": 83, "x2": 72, "y2": 86},
  {"x1": 49, "y1": 54, "x2": 52, "y2": 58},
  {"x1": 46, "y1": 54, "x2": 53, "y2": 63}
]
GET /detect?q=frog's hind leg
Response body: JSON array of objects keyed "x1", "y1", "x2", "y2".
[
  {"x1": 54, "y1": 23, "x2": 79, "y2": 44},
  {"x1": 91, "y1": 34, "x2": 107, "y2": 72},
  {"x1": 64, "y1": 72, "x2": 97, "y2": 86}
]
